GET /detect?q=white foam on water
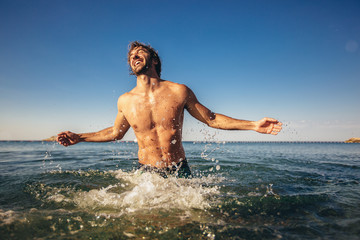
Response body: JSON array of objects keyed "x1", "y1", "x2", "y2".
[{"x1": 72, "y1": 170, "x2": 222, "y2": 213}]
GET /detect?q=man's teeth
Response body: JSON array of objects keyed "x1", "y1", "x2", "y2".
[{"x1": 136, "y1": 61, "x2": 141, "y2": 65}]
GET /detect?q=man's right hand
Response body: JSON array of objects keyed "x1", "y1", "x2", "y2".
[{"x1": 57, "y1": 131, "x2": 82, "y2": 147}]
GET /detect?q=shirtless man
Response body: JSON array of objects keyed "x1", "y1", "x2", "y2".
[{"x1": 57, "y1": 41, "x2": 282, "y2": 177}]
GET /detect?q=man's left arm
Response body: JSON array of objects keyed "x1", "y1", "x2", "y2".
[{"x1": 184, "y1": 87, "x2": 282, "y2": 135}]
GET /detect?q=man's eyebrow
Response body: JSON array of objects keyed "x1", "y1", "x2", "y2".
[{"x1": 130, "y1": 48, "x2": 149, "y2": 55}]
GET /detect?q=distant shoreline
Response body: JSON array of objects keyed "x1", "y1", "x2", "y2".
[{"x1": 344, "y1": 137, "x2": 360, "y2": 143}]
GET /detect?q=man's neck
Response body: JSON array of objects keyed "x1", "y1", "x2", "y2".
[{"x1": 136, "y1": 73, "x2": 161, "y2": 91}]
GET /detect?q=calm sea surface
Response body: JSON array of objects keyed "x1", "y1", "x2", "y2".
[{"x1": 0, "y1": 141, "x2": 359, "y2": 239}]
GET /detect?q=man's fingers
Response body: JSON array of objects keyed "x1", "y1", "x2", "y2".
[
  {"x1": 57, "y1": 135, "x2": 72, "y2": 146},
  {"x1": 257, "y1": 118, "x2": 283, "y2": 135},
  {"x1": 58, "y1": 138, "x2": 67, "y2": 144},
  {"x1": 57, "y1": 131, "x2": 76, "y2": 147},
  {"x1": 273, "y1": 125, "x2": 282, "y2": 131},
  {"x1": 271, "y1": 124, "x2": 282, "y2": 135}
]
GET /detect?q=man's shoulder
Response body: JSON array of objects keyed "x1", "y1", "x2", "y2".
[
  {"x1": 119, "y1": 87, "x2": 141, "y2": 98},
  {"x1": 162, "y1": 80, "x2": 189, "y2": 93},
  {"x1": 118, "y1": 91, "x2": 131, "y2": 100},
  {"x1": 117, "y1": 91, "x2": 136, "y2": 106}
]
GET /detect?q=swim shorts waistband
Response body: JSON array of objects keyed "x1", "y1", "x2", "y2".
[{"x1": 137, "y1": 158, "x2": 192, "y2": 178}]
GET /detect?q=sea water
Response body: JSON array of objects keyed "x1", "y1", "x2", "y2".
[{"x1": 0, "y1": 141, "x2": 359, "y2": 239}]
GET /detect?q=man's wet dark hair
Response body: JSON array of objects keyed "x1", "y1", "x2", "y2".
[{"x1": 128, "y1": 41, "x2": 162, "y2": 77}]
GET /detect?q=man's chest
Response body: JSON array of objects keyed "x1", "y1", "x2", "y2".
[{"x1": 122, "y1": 93, "x2": 186, "y2": 130}]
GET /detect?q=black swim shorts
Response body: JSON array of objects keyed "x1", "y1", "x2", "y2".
[{"x1": 137, "y1": 159, "x2": 192, "y2": 178}]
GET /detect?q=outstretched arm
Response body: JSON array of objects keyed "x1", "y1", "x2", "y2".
[
  {"x1": 185, "y1": 87, "x2": 282, "y2": 135},
  {"x1": 57, "y1": 98, "x2": 130, "y2": 146}
]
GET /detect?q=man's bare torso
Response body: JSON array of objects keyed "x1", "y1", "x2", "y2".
[
  {"x1": 56, "y1": 43, "x2": 282, "y2": 170},
  {"x1": 119, "y1": 80, "x2": 188, "y2": 168}
]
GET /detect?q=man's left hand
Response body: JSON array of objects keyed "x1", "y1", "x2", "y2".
[{"x1": 255, "y1": 118, "x2": 282, "y2": 135}]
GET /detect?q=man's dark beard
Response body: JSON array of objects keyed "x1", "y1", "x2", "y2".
[{"x1": 133, "y1": 61, "x2": 152, "y2": 76}]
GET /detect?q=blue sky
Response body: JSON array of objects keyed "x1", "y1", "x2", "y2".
[{"x1": 0, "y1": 0, "x2": 359, "y2": 141}]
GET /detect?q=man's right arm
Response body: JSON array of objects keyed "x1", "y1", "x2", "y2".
[
  {"x1": 184, "y1": 86, "x2": 282, "y2": 135},
  {"x1": 57, "y1": 98, "x2": 130, "y2": 146}
]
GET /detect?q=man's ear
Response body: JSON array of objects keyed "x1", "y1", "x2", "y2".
[{"x1": 152, "y1": 59, "x2": 158, "y2": 65}]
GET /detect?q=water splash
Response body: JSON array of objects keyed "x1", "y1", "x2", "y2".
[
  {"x1": 41, "y1": 141, "x2": 57, "y2": 170},
  {"x1": 26, "y1": 169, "x2": 223, "y2": 216},
  {"x1": 74, "y1": 170, "x2": 221, "y2": 212},
  {"x1": 262, "y1": 184, "x2": 280, "y2": 200}
]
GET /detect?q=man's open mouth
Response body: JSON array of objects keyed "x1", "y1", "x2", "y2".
[{"x1": 133, "y1": 59, "x2": 143, "y2": 68}]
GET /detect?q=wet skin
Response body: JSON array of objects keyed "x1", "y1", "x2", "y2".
[{"x1": 57, "y1": 46, "x2": 282, "y2": 168}]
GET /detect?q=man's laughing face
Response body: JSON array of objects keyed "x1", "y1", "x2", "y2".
[{"x1": 129, "y1": 47, "x2": 152, "y2": 75}]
